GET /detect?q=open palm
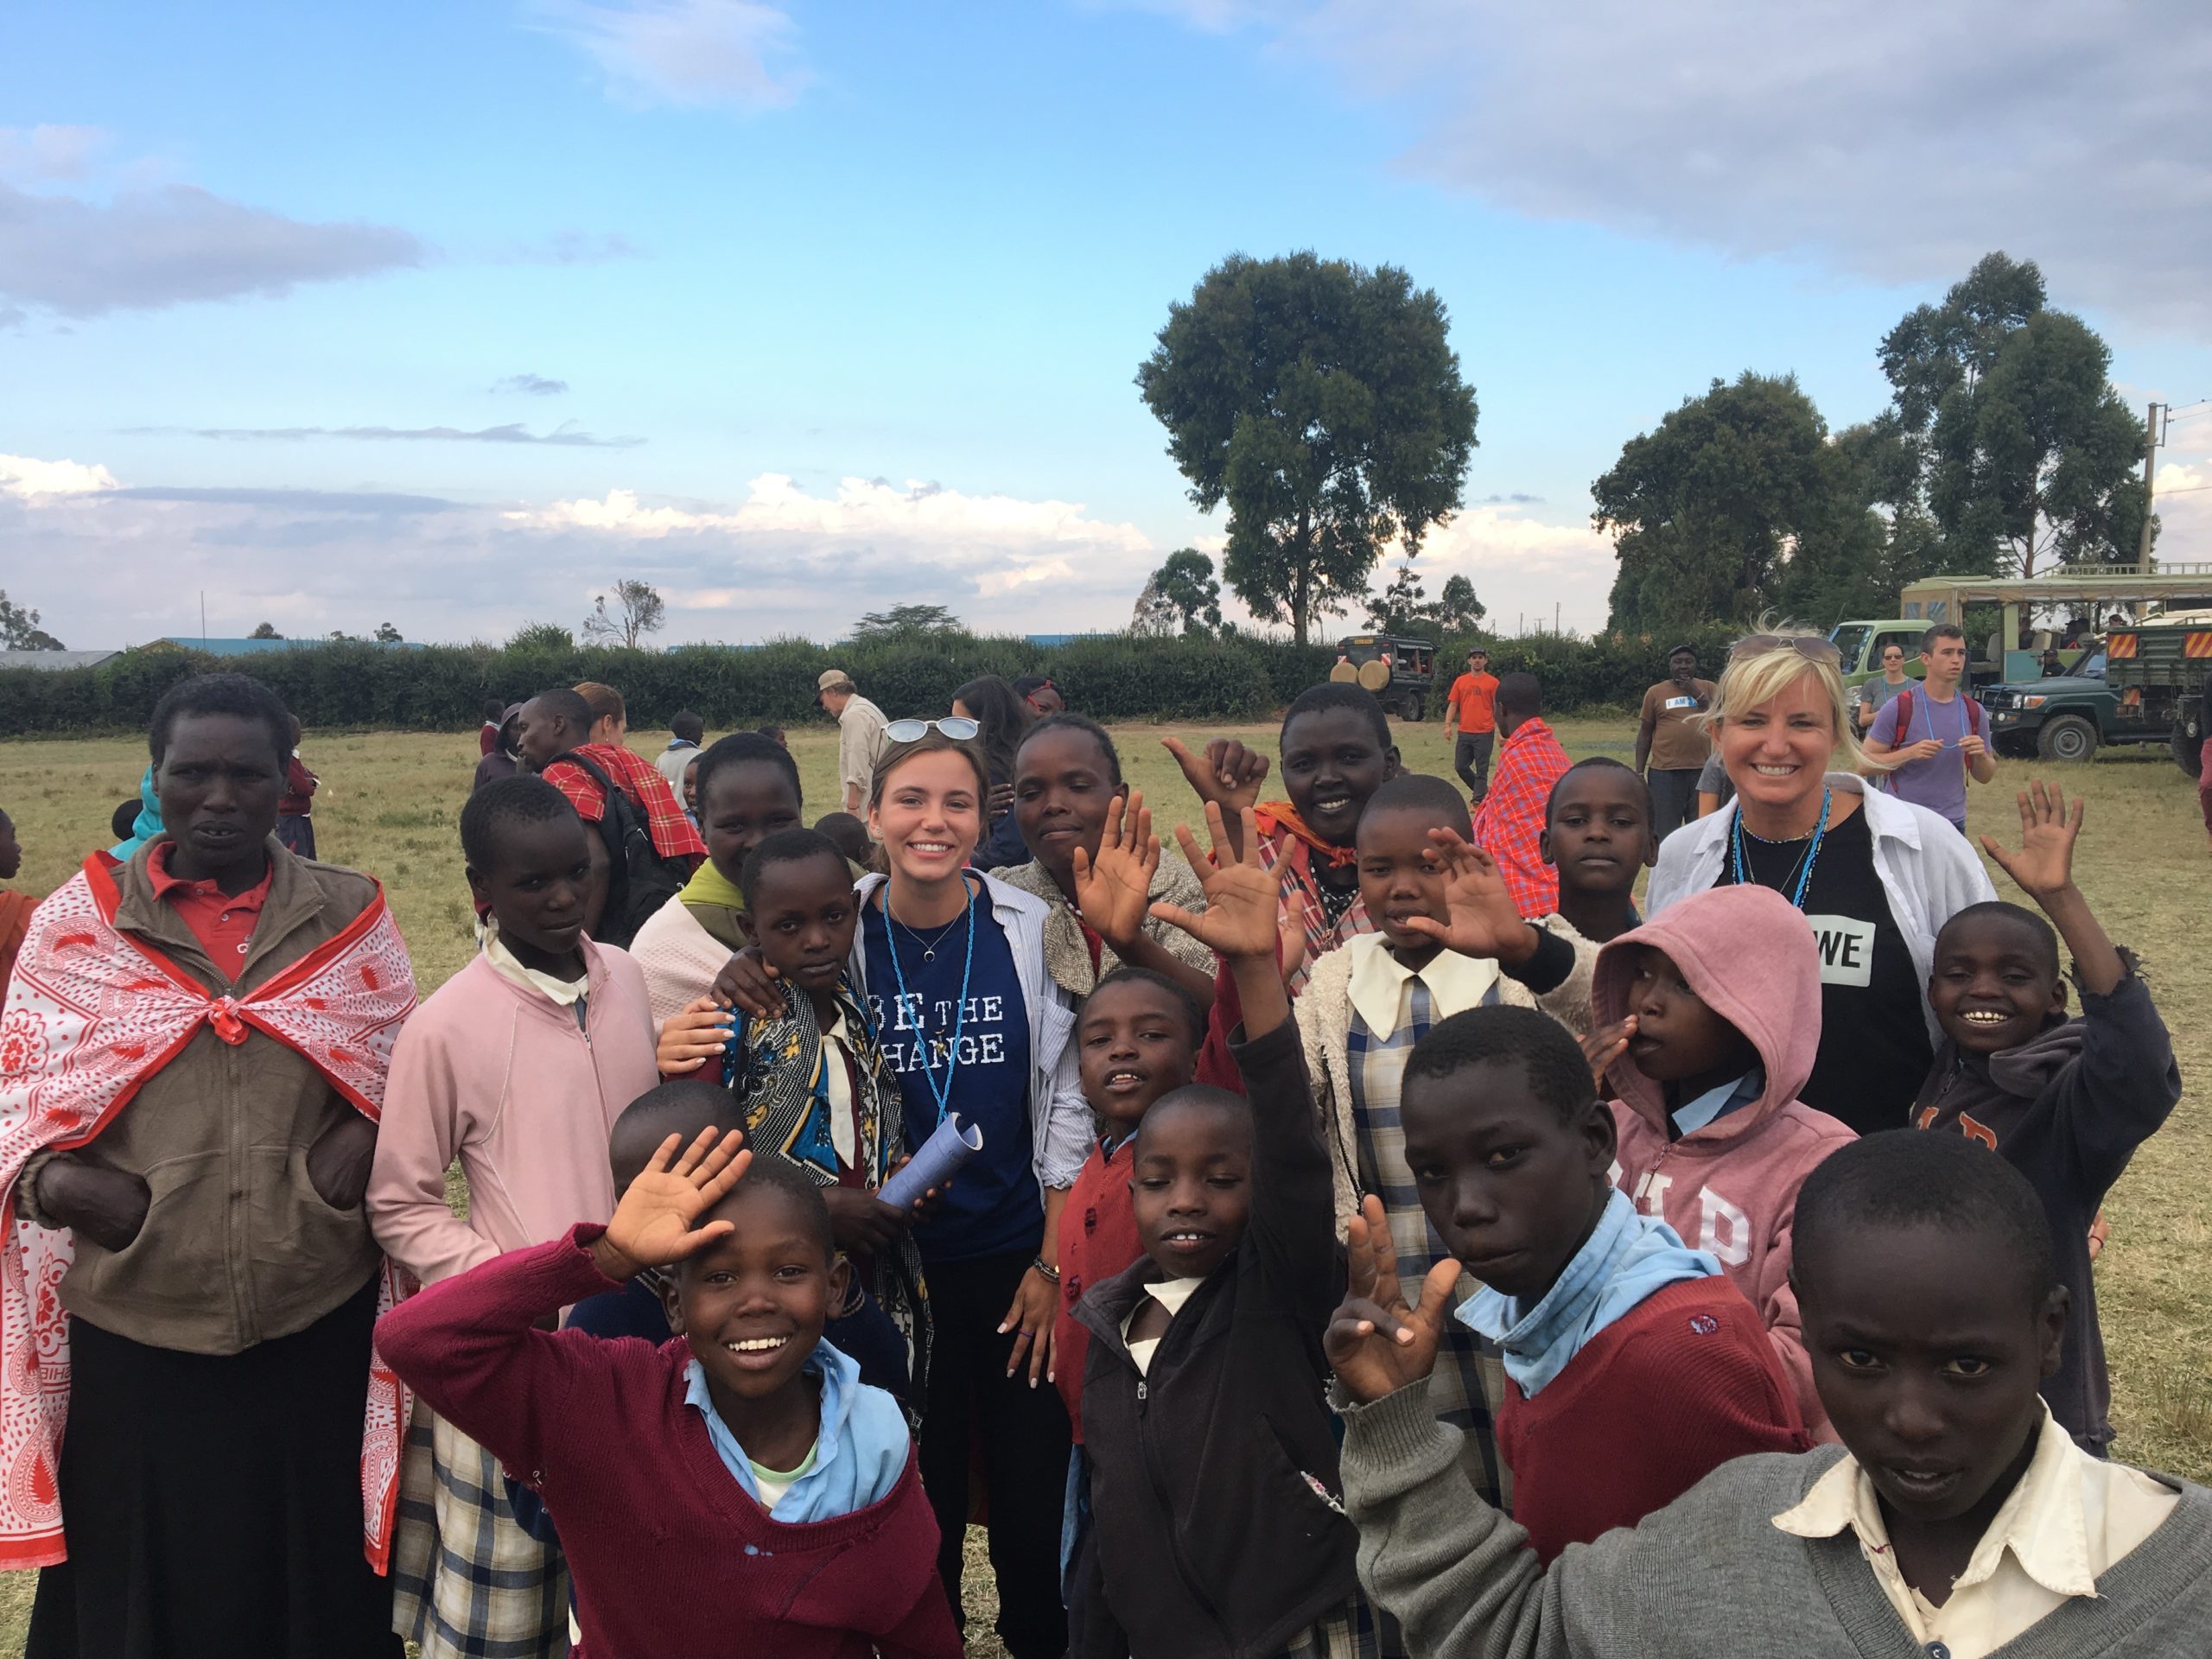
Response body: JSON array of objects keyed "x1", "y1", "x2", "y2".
[
  {"x1": 1149, "y1": 803, "x2": 1280, "y2": 961},
  {"x1": 1398, "y1": 829, "x2": 1529, "y2": 961},
  {"x1": 1980, "y1": 780, "x2": 2082, "y2": 902},
  {"x1": 1071, "y1": 791, "x2": 1161, "y2": 950},
  {"x1": 600, "y1": 1128, "x2": 752, "y2": 1277}
]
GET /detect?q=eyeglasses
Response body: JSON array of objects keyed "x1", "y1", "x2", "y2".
[
  {"x1": 1728, "y1": 633, "x2": 1842, "y2": 666},
  {"x1": 883, "y1": 716, "x2": 981, "y2": 743}
]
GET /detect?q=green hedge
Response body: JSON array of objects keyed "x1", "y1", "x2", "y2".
[{"x1": 0, "y1": 625, "x2": 1745, "y2": 737}]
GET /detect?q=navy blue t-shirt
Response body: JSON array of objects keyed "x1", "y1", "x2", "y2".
[{"x1": 863, "y1": 886, "x2": 1039, "y2": 1264}]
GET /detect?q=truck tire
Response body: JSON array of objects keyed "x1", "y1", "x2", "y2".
[
  {"x1": 2177, "y1": 724, "x2": 2205, "y2": 780},
  {"x1": 1403, "y1": 694, "x2": 1426, "y2": 722},
  {"x1": 2036, "y1": 716, "x2": 2100, "y2": 763}
]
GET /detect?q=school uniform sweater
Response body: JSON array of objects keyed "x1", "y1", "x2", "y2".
[
  {"x1": 1339, "y1": 1381, "x2": 2212, "y2": 1659},
  {"x1": 1491, "y1": 1275, "x2": 1809, "y2": 1563},
  {"x1": 1913, "y1": 969, "x2": 2181, "y2": 1454},
  {"x1": 1054, "y1": 1133, "x2": 1141, "y2": 1443},
  {"x1": 376, "y1": 1225, "x2": 961, "y2": 1659}
]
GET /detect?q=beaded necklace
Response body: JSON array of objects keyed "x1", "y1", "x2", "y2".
[{"x1": 1730, "y1": 788, "x2": 1833, "y2": 911}]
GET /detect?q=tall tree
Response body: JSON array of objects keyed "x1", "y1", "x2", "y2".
[
  {"x1": 373, "y1": 621, "x2": 404, "y2": 643},
  {"x1": 1139, "y1": 548, "x2": 1223, "y2": 636},
  {"x1": 249, "y1": 620, "x2": 283, "y2": 639},
  {"x1": 0, "y1": 591, "x2": 64, "y2": 651},
  {"x1": 582, "y1": 579, "x2": 667, "y2": 649},
  {"x1": 1433, "y1": 574, "x2": 1485, "y2": 633},
  {"x1": 1879, "y1": 252, "x2": 2149, "y2": 575},
  {"x1": 1595, "y1": 373, "x2": 1841, "y2": 631},
  {"x1": 852, "y1": 603, "x2": 963, "y2": 639},
  {"x1": 1137, "y1": 251, "x2": 1478, "y2": 645},
  {"x1": 1364, "y1": 562, "x2": 1484, "y2": 636}
]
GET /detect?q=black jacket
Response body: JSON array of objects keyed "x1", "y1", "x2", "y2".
[
  {"x1": 1913, "y1": 968, "x2": 2180, "y2": 1452},
  {"x1": 1075, "y1": 1018, "x2": 1357, "y2": 1659}
]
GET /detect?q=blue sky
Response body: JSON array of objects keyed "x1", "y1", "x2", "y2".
[{"x1": 6, "y1": 0, "x2": 2210, "y2": 649}]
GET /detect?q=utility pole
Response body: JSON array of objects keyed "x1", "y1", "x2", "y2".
[{"x1": 2138, "y1": 401, "x2": 2162, "y2": 571}]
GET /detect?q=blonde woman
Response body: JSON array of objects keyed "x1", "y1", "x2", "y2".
[{"x1": 1648, "y1": 632, "x2": 1993, "y2": 1135}]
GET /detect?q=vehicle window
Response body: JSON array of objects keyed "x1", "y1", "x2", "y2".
[
  {"x1": 2084, "y1": 653, "x2": 2106, "y2": 679},
  {"x1": 1829, "y1": 625, "x2": 1871, "y2": 670},
  {"x1": 1875, "y1": 630, "x2": 1919, "y2": 662}
]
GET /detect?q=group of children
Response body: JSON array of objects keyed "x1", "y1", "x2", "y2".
[{"x1": 320, "y1": 671, "x2": 2190, "y2": 1657}]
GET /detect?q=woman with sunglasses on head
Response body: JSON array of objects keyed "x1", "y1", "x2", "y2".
[
  {"x1": 708, "y1": 717, "x2": 1084, "y2": 1657},
  {"x1": 1645, "y1": 631, "x2": 1995, "y2": 1135}
]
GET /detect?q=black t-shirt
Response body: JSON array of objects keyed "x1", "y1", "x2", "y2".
[{"x1": 1718, "y1": 805, "x2": 1930, "y2": 1135}]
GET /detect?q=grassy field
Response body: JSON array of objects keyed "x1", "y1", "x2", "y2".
[{"x1": 1, "y1": 715, "x2": 2206, "y2": 1653}]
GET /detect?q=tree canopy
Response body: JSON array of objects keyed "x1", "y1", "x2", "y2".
[
  {"x1": 852, "y1": 602, "x2": 963, "y2": 639},
  {"x1": 0, "y1": 591, "x2": 64, "y2": 651},
  {"x1": 1132, "y1": 548, "x2": 1224, "y2": 637},
  {"x1": 582, "y1": 580, "x2": 667, "y2": 650},
  {"x1": 1364, "y1": 563, "x2": 1484, "y2": 636},
  {"x1": 249, "y1": 621, "x2": 283, "y2": 639},
  {"x1": 1137, "y1": 251, "x2": 1478, "y2": 645}
]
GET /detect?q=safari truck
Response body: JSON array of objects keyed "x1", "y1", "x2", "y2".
[
  {"x1": 1331, "y1": 633, "x2": 1436, "y2": 721},
  {"x1": 2103, "y1": 614, "x2": 2212, "y2": 778}
]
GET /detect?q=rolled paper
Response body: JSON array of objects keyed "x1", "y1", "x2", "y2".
[{"x1": 879, "y1": 1113, "x2": 983, "y2": 1211}]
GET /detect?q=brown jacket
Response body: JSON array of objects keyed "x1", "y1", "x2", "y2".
[{"x1": 20, "y1": 840, "x2": 391, "y2": 1356}]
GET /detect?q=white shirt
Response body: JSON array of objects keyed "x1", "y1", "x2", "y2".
[
  {"x1": 1772, "y1": 1404, "x2": 2177, "y2": 1659},
  {"x1": 478, "y1": 918, "x2": 588, "y2": 1007},
  {"x1": 1122, "y1": 1276, "x2": 1207, "y2": 1376},
  {"x1": 820, "y1": 1009, "x2": 859, "y2": 1170},
  {"x1": 1343, "y1": 932, "x2": 1503, "y2": 1040}
]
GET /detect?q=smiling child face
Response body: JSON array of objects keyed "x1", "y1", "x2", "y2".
[
  {"x1": 1929, "y1": 909, "x2": 2066, "y2": 1058},
  {"x1": 1131, "y1": 1090, "x2": 1252, "y2": 1282},
  {"x1": 1281, "y1": 707, "x2": 1398, "y2": 849},
  {"x1": 667, "y1": 1179, "x2": 849, "y2": 1408},
  {"x1": 1078, "y1": 976, "x2": 1199, "y2": 1135}
]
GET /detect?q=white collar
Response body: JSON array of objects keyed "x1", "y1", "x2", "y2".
[{"x1": 1344, "y1": 932, "x2": 1502, "y2": 1040}]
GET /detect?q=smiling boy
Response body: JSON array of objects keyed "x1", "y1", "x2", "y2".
[
  {"x1": 1915, "y1": 783, "x2": 2180, "y2": 1454},
  {"x1": 1331, "y1": 1130, "x2": 2212, "y2": 1659},
  {"x1": 377, "y1": 1129, "x2": 962, "y2": 1658},
  {"x1": 370, "y1": 775, "x2": 661, "y2": 1657}
]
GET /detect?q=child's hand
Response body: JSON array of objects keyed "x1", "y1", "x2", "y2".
[
  {"x1": 658, "y1": 996, "x2": 734, "y2": 1077},
  {"x1": 1325, "y1": 1195, "x2": 1460, "y2": 1406},
  {"x1": 1581, "y1": 1018, "x2": 1634, "y2": 1092},
  {"x1": 1071, "y1": 791, "x2": 1162, "y2": 951},
  {"x1": 1979, "y1": 780, "x2": 2082, "y2": 902},
  {"x1": 711, "y1": 947, "x2": 788, "y2": 1020},
  {"x1": 1162, "y1": 735, "x2": 1268, "y2": 816},
  {"x1": 1150, "y1": 804, "x2": 1280, "y2": 962},
  {"x1": 592, "y1": 1128, "x2": 751, "y2": 1281},
  {"x1": 1397, "y1": 830, "x2": 1536, "y2": 966}
]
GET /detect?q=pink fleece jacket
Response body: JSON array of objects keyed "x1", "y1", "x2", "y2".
[
  {"x1": 368, "y1": 942, "x2": 660, "y2": 1285},
  {"x1": 1592, "y1": 884, "x2": 1854, "y2": 1438}
]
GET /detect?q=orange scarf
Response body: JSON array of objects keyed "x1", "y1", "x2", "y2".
[{"x1": 1255, "y1": 802, "x2": 1360, "y2": 869}]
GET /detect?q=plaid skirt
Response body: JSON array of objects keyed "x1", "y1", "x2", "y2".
[
  {"x1": 391, "y1": 1407, "x2": 569, "y2": 1659},
  {"x1": 1282, "y1": 1594, "x2": 1381, "y2": 1659}
]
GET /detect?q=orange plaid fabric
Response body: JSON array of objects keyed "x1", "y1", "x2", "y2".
[
  {"x1": 541, "y1": 742, "x2": 707, "y2": 864},
  {"x1": 1471, "y1": 717, "x2": 1573, "y2": 918}
]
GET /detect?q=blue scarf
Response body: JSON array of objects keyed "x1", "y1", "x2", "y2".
[{"x1": 1456, "y1": 1188, "x2": 1721, "y2": 1397}]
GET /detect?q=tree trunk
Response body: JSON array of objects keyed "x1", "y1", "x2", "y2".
[{"x1": 1292, "y1": 508, "x2": 1313, "y2": 646}]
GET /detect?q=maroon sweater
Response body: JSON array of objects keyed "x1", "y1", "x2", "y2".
[
  {"x1": 377, "y1": 1225, "x2": 960, "y2": 1659},
  {"x1": 1497, "y1": 1277, "x2": 1810, "y2": 1564}
]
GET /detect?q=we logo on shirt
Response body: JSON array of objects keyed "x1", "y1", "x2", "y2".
[{"x1": 1804, "y1": 914, "x2": 1876, "y2": 988}]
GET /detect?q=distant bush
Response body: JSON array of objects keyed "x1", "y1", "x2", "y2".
[{"x1": 0, "y1": 625, "x2": 1744, "y2": 737}]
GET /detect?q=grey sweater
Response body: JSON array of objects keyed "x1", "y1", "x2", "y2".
[{"x1": 1341, "y1": 1381, "x2": 2212, "y2": 1658}]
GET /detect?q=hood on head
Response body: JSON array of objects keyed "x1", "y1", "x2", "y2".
[{"x1": 1592, "y1": 884, "x2": 1821, "y2": 1143}]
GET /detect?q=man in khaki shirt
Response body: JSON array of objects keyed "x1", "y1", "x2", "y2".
[
  {"x1": 817, "y1": 668, "x2": 889, "y2": 813},
  {"x1": 1635, "y1": 644, "x2": 1717, "y2": 843}
]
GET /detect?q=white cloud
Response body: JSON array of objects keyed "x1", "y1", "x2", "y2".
[
  {"x1": 535, "y1": 0, "x2": 810, "y2": 111},
  {"x1": 2, "y1": 458, "x2": 1164, "y2": 646},
  {"x1": 1131, "y1": 0, "x2": 2212, "y2": 337},
  {"x1": 0, "y1": 125, "x2": 107, "y2": 182},
  {"x1": 0, "y1": 453, "x2": 120, "y2": 496},
  {"x1": 1401, "y1": 502, "x2": 1616, "y2": 637},
  {"x1": 0, "y1": 180, "x2": 423, "y2": 318}
]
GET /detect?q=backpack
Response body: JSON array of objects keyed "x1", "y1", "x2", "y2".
[
  {"x1": 552, "y1": 749, "x2": 691, "y2": 950},
  {"x1": 1882, "y1": 686, "x2": 1981, "y2": 791}
]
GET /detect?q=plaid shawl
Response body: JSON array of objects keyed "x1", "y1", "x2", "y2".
[
  {"x1": 1471, "y1": 718, "x2": 1573, "y2": 920},
  {"x1": 0, "y1": 855, "x2": 417, "y2": 1569},
  {"x1": 543, "y1": 742, "x2": 708, "y2": 864}
]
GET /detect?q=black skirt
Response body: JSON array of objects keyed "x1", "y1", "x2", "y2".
[{"x1": 26, "y1": 1274, "x2": 402, "y2": 1659}]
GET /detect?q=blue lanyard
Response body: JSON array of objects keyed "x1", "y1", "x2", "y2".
[
  {"x1": 1731, "y1": 788, "x2": 1832, "y2": 911},
  {"x1": 881, "y1": 883, "x2": 977, "y2": 1127}
]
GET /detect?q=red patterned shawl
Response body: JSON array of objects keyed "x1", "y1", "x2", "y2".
[{"x1": 0, "y1": 856, "x2": 417, "y2": 1570}]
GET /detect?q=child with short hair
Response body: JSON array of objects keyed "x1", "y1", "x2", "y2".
[
  {"x1": 658, "y1": 828, "x2": 929, "y2": 1400},
  {"x1": 377, "y1": 1129, "x2": 963, "y2": 1659},
  {"x1": 1075, "y1": 805, "x2": 1373, "y2": 1657},
  {"x1": 655, "y1": 709, "x2": 706, "y2": 789},
  {"x1": 814, "y1": 810, "x2": 873, "y2": 869},
  {"x1": 1529, "y1": 757, "x2": 1656, "y2": 1033},
  {"x1": 1295, "y1": 772, "x2": 1595, "y2": 1508},
  {"x1": 631, "y1": 731, "x2": 806, "y2": 1025},
  {"x1": 1584, "y1": 881, "x2": 1856, "y2": 1433},
  {"x1": 369, "y1": 774, "x2": 661, "y2": 1657},
  {"x1": 1337, "y1": 1000, "x2": 1806, "y2": 1561},
  {"x1": 1916, "y1": 781, "x2": 2181, "y2": 1454},
  {"x1": 1332, "y1": 1132, "x2": 2209, "y2": 1657}
]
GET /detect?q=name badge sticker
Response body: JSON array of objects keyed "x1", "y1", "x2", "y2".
[{"x1": 1804, "y1": 914, "x2": 1877, "y2": 988}]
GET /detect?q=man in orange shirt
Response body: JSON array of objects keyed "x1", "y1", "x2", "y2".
[{"x1": 1446, "y1": 647, "x2": 1501, "y2": 803}]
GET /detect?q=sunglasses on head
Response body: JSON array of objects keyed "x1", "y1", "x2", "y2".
[
  {"x1": 883, "y1": 716, "x2": 981, "y2": 743},
  {"x1": 1729, "y1": 633, "x2": 1842, "y2": 666}
]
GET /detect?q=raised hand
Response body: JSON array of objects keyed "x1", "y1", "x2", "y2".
[
  {"x1": 1396, "y1": 829, "x2": 1535, "y2": 965},
  {"x1": 1161, "y1": 735, "x2": 1269, "y2": 817},
  {"x1": 1070, "y1": 791, "x2": 1162, "y2": 951},
  {"x1": 1979, "y1": 780, "x2": 2082, "y2": 902},
  {"x1": 1150, "y1": 803, "x2": 1280, "y2": 962},
  {"x1": 1324, "y1": 1195, "x2": 1462, "y2": 1405},
  {"x1": 658, "y1": 995, "x2": 735, "y2": 1077},
  {"x1": 592, "y1": 1128, "x2": 752, "y2": 1281},
  {"x1": 1580, "y1": 1017, "x2": 1634, "y2": 1093}
]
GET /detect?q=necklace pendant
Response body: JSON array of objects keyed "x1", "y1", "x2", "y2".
[{"x1": 922, "y1": 947, "x2": 935, "y2": 963}]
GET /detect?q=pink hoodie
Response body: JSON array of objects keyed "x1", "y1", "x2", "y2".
[{"x1": 1592, "y1": 884, "x2": 1854, "y2": 1438}]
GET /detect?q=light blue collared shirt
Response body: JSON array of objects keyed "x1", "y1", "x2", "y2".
[
  {"x1": 681, "y1": 1338, "x2": 909, "y2": 1523},
  {"x1": 1671, "y1": 1065, "x2": 1765, "y2": 1139}
]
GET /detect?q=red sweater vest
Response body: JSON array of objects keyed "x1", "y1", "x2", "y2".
[
  {"x1": 377, "y1": 1226, "x2": 960, "y2": 1659},
  {"x1": 1055, "y1": 1137, "x2": 1143, "y2": 1442},
  {"x1": 1497, "y1": 1276, "x2": 1810, "y2": 1564}
]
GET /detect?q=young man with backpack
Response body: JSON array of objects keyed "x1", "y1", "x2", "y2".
[
  {"x1": 1865, "y1": 624, "x2": 1995, "y2": 836},
  {"x1": 515, "y1": 686, "x2": 705, "y2": 947}
]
